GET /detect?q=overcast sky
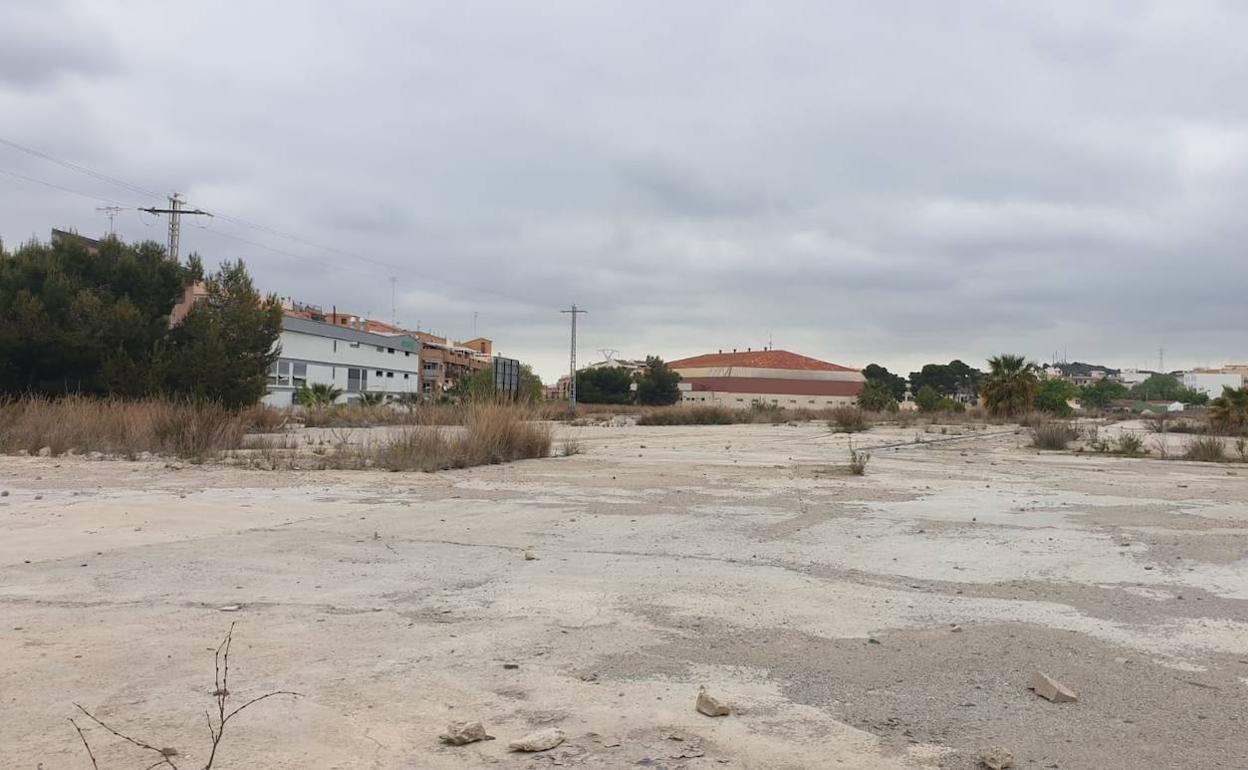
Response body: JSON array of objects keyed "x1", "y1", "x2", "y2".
[{"x1": 2, "y1": 1, "x2": 1246, "y2": 381}]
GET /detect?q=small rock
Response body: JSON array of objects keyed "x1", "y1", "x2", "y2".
[
  {"x1": 503, "y1": 663, "x2": 520, "y2": 670},
  {"x1": 508, "y1": 727, "x2": 565, "y2": 752},
  {"x1": 524, "y1": 551, "x2": 538, "y2": 561},
  {"x1": 1028, "y1": 671, "x2": 1077, "y2": 703},
  {"x1": 33, "y1": 495, "x2": 43, "y2": 501},
  {"x1": 218, "y1": 605, "x2": 241, "y2": 612},
  {"x1": 0, "y1": 490, "x2": 8, "y2": 497},
  {"x1": 979, "y1": 746, "x2": 1015, "y2": 769},
  {"x1": 696, "y1": 687, "x2": 730, "y2": 717},
  {"x1": 37, "y1": 447, "x2": 52, "y2": 457},
  {"x1": 440, "y1": 720, "x2": 492, "y2": 745},
  {"x1": 951, "y1": 624, "x2": 964, "y2": 633}
]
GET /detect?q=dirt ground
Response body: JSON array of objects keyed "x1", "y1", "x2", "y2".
[{"x1": 3, "y1": 421, "x2": 1247, "y2": 769}]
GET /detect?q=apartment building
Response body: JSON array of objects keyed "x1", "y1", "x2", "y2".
[{"x1": 262, "y1": 316, "x2": 422, "y2": 406}]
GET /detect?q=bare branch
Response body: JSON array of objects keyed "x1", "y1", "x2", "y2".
[
  {"x1": 224, "y1": 690, "x2": 302, "y2": 723},
  {"x1": 72, "y1": 703, "x2": 179, "y2": 769},
  {"x1": 68, "y1": 717, "x2": 99, "y2": 770},
  {"x1": 70, "y1": 623, "x2": 296, "y2": 770}
]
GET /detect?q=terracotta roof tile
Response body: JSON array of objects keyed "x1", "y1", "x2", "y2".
[{"x1": 668, "y1": 350, "x2": 858, "y2": 373}]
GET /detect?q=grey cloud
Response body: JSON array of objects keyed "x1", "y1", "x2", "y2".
[
  {"x1": 0, "y1": 3, "x2": 122, "y2": 89},
  {"x1": 2, "y1": 1, "x2": 1248, "y2": 380}
]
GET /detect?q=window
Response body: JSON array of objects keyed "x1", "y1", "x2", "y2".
[
  {"x1": 376, "y1": 346, "x2": 384, "y2": 352},
  {"x1": 385, "y1": 371, "x2": 394, "y2": 378},
  {"x1": 405, "y1": 351, "x2": 411, "y2": 357},
  {"x1": 333, "y1": 340, "x2": 338, "y2": 352},
  {"x1": 347, "y1": 368, "x2": 367, "y2": 392},
  {"x1": 375, "y1": 370, "x2": 383, "y2": 377},
  {"x1": 388, "y1": 348, "x2": 395, "y2": 354},
  {"x1": 349, "y1": 341, "x2": 360, "y2": 349},
  {"x1": 404, "y1": 373, "x2": 410, "y2": 379},
  {"x1": 292, "y1": 362, "x2": 307, "y2": 386},
  {"x1": 270, "y1": 360, "x2": 292, "y2": 386}
]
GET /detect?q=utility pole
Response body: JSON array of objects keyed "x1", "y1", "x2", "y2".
[
  {"x1": 95, "y1": 206, "x2": 123, "y2": 235},
  {"x1": 561, "y1": 304, "x2": 588, "y2": 410},
  {"x1": 139, "y1": 193, "x2": 210, "y2": 262},
  {"x1": 1158, "y1": 347, "x2": 1165, "y2": 373}
]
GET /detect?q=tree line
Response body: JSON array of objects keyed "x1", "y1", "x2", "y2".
[
  {"x1": 572, "y1": 357, "x2": 682, "y2": 406},
  {"x1": 0, "y1": 234, "x2": 280, "y2": 407},
  {"x1": 857, "y1": 355, "x2": 1230, "y2": 419}
]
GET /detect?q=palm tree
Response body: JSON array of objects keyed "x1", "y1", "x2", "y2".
[
  {"x1": 1209, "y1": 386, "x2": 1248, "y2": 432},
  {"x1": 355, "y1": 391, "x2": 388, "y2": 407},
  {"x1": 295, "y1": 382, "x2": 343, "y2": 408},
  {"x1": 981, "y1": 354, "x2": 1040, "y2": 417}
]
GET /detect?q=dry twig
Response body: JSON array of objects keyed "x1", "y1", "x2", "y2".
[{"x1": 71, "y1": 623, "x2": 300, "y2": 769}]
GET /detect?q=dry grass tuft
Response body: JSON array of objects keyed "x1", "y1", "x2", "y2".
[
  {"x1": 848, "y1": 441, "x2": 871, "y2": 475},
  {"x1": 373, "y1": 404, "x2": 552, "y2": 471},
  {"x1": 637, "y1": 405, "x2": 739, "y2": 425},
  {"x1": 829, "y1": 406, "x2": 871, "y2": 433},
  {"x1": 1030, "y1": 421, "x2": 1079, "y2": 450},
  {"x1": 1184, "y1": 435, "x2": 1227, "y2": 463},
  {"x1": 0, "y1": 396, "x2": 246, "y2": 460}
]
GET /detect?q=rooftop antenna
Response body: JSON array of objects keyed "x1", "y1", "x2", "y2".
[
  {"x1": 1159, "y1": 347, "x2": 1165, "y2": 373},
  {"x1": 95, "y1": 206, "x2": 123, "y2": 235},
  {"x1": 473, "y1": 311, "x2": 478, "y2": 338},
  {"x1": 598, "y1": 348, "x2": 620, "y2": 365}
]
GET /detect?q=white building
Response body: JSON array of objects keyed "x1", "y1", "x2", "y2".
[
  {"x1": 262, "y1": 316, "x2": 422, "y2": 406},
  {"x1": 1183, "y1": 370, "x2": 1246, "y2": 399},
  {"x1": 1119, "y1": 369, "x2": 1153, "y2": 385}
]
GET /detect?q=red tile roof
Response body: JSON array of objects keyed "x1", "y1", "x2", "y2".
[{"x1": 668, "y1": 350, "x2": 858, "y2": 372}]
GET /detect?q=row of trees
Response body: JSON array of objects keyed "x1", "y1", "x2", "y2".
[
  {"x1": 574, "y1": 357, "x2": 682, "y2": 406},
  {"x1": 859, "y1": 355, "x2": 1215, "y2": 418},
  {"x1": 0, "y1": 235, "x2": 281, "y2": 407}
]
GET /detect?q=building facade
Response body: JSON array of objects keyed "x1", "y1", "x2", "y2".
[
  {"x1": 262, "y1": 316, "x2": 422, "y2": 406},
  {"x1": 669, "y1": 349, "x2": 865, "y2": 409},
  {"x1": 1183, "y1": 369, "x2": 1247, "y2": 399}
]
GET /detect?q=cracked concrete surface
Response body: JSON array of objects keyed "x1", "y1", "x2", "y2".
[{"x1": 2, "y1": 421, "x2": 1247, "y2": 768}]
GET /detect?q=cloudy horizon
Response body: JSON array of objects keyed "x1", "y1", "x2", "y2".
[{"x1": 2, "y1": 1, "x2": 1246, "y2": 382}]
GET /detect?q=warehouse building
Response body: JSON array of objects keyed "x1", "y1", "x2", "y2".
[{"x1": 669, "y1": 349, "x2": 865, "y2": 409}]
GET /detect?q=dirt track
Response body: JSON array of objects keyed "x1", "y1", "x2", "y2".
[{"x1": 3, "y1": 421, "x2": 1247, "y2": 769}]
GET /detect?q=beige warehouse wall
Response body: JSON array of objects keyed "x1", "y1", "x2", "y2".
[{"x1": 679, "y1": 391, "x2": 857, "y2": 409}]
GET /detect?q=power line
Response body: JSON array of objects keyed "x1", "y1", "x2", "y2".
[
  {"x1": 0, "y1": 166, "x2": 135, "y2": 207},
  {"x1": 0, "y1": 137, "x2": 163, "y2": 199},
  {"x1": 0, "y1": 134, "x2": 548, "y2": 311}
]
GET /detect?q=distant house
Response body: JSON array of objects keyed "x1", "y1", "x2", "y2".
[{"x1": 668, "y1": 349, "x2": 864, "y2": 409}]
